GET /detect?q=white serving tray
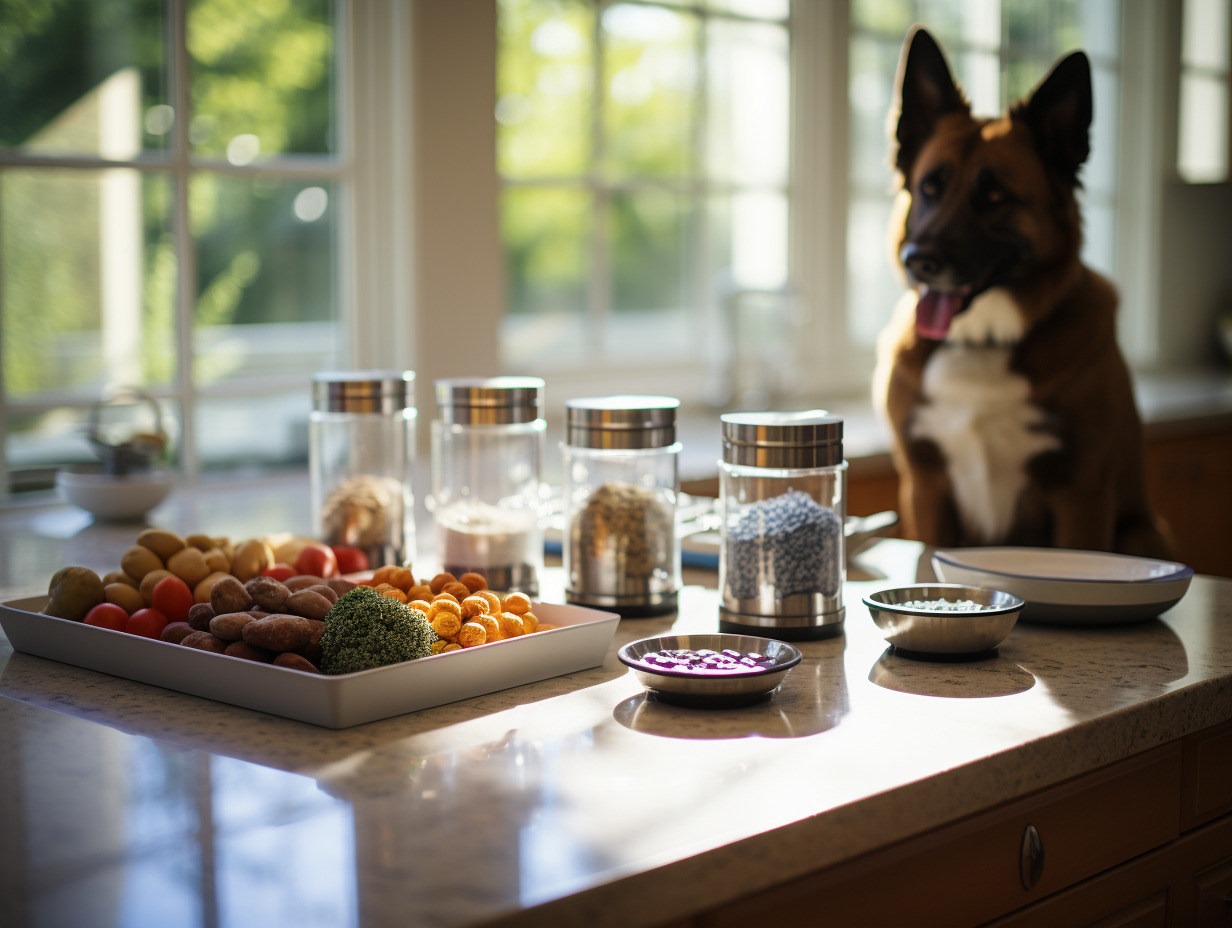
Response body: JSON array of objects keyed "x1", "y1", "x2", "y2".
[{"x1": 0, "y1": 596, "x2": 619, "y2": 728}]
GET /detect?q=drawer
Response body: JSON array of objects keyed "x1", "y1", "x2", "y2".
[
  {"x1": 698, "y1": 744, "x2": 1182, "y2": 928},
  {"x1": 1183, "y1": 718, "x2": 1232, "y2": 830}
]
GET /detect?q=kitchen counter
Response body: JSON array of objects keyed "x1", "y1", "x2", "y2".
[{"x1": 1, "y1": 478, "x2": 1230, "y2": 927}]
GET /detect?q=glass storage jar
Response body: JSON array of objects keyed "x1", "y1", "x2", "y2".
[
  {"x1": 718, "y1": 410, "x2": 846, "y2": 640},
  {"x1": 431, "y1": 376, "x2": 545, "y2": 595},
  {"x1": 310, "y1": 370, "x2": 416, "y2": 568},
  {"x1": 563, "y1": 395, "x2": 681, "y2": 616}
]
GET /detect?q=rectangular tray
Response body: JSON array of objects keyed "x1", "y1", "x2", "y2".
[{"x1": 0, "y1": 596, "x2": 619, "y2": 728}]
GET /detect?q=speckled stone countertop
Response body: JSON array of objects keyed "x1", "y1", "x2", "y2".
[{"x1": 0, "y1": 478, "x2": 1230, "y2": 928}]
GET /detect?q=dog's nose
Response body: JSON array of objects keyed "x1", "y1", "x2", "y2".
[{"x1": 900, "y1": 243, "x2": 942, "y2": 281}]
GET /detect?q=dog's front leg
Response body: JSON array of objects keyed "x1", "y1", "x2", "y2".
[
  {"x1": 1047, "y1": 485, "x2": 1116, "y2": 552},
  {"x1": 899, "y1": 440, "x2": 963, "y2": 547}
]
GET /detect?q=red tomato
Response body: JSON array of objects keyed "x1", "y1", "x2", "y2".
[
  {"x1": 262, "y1": 563, "x2": 297, "y2": 582},
  {"x1": 150, "y1": 575, "x2": 194, "y2": 625},
  {"x1": 330, "y1": 545, "x2": 369, "y2": 575},
  {"x1": 127, "y1": 607, "x2": 168, "y2": 639},
  {"x1": 84, "y1": 603, "x2": 129, "y2": 631},
  {"x1": 295, "y1": 543, "x2": 338, "y2": 579}
]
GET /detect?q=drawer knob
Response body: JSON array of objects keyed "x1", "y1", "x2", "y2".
[{"x1": 1020, "y1": 824, "x2": 1044, "y2": 891}]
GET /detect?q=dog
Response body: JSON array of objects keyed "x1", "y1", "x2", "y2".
[{"x1": 873, "y1": 26, "x2": 1173, "y2": 558}]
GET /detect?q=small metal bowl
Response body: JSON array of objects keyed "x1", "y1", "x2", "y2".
[
  {"x1": 618, "y1": 634, "x2": 803, "y2": 708},
  {"x1": 862, "y1": 584, "x2": 1024, "y2": 658}
]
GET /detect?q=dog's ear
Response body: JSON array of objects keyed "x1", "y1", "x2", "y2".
[
  {"x1": 1017, "y1": 51, "x2": 1093, "y2": 186},
  {"x1": 889, "y1": 26, "x2": 969, "y2": 177}
]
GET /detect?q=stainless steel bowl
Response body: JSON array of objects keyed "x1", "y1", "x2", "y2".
[
  {"x1": 862, "y1": 584, "x2": 1024, "y2": 656},
  {"x1": 618, "y1": 634, "x2": 802, "y2": 708}
]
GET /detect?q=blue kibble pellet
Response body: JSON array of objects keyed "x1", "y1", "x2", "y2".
[{"x1": 724, "y1": 489, "x2": 841, "y2": 601}]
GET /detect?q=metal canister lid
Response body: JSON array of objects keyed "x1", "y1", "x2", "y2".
[
  {"x1": 312, "y1": 370, "x2": 415, "y2": 414},
  {"x1": 721, "y1": 409, "x2": 843, "y2": 468},
  {"x1": 435, "y1": 376, "x2": 545, "y2": 425},
  {"x1": 565, "y1": 395, "x2": 679, "y2": 449}
]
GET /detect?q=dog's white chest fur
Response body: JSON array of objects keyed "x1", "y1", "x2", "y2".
[{"x1": 910, "y1": 289, "x2": 1060, "y2": 543}]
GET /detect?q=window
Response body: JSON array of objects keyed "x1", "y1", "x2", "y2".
[
  {"x1": 1178, "y1": 0, "x2": 1230, "y2": 182},
  {"x1": 0, "y1": 0, "x2": 345, "y2": 492}
]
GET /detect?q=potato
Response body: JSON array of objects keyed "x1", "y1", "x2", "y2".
[
  {"x1": 285, "y1": 575, "x2": 326, "y2": 592},
  {"x1": 165, "y1": 546, "x2": 210, "y2": 587},
  {"x1": 209, "y1": 611, "x2": 255, "y2": 641},
  {"x1": 327, "y1": 577, "x2": 358, "y2": 596},
  {"x1": 44, "y1": 566, "x2": 105, "y2": 621},
  {"x1": 192, "y1": 571, "x2": 230, "y2": 604},
  {"x1": 187, "y1": 602, "x2": 215, "y2": 631},
  {"x1": 180, "y1": 631, "x2": 227, "y2": 653},
  {"x1": 245, "y1": 576, "x2": 290, "y2": 612},
  {"x1": 304, "y1": 583, "x2": 338, "y2": 604},
  {"x1": 101, "y1": 570, "x2": 137, "y2": 588},
  {"x1": 225, "y1": 641, "x2": 272, "y2": 662},
  {"x1": 120, "y1": 545, "x2": 162, "y2": 582},
  {"x1": 136, "y1": 528, "x2": 186, "y2": 562},
  {"x1": 242, "y1": 614, "x2": 312, "y2": 652},
  {"x1": 210, "y1": 575, "x2": 252, "y2": 615},
  {"x1": 202, "y1": 547, "x2": 230, "y2": 574},
  {"x1": 231, "y1": 538, "x2": 274, "y2": 582},
  {"x1": 273, "y1": 652, "x2": 319, "y2": 673},
  {"x1": 138, "y1": 569, "x2": 174, "y2": 605},
  {"x1": 185, "y1": 533, "x2": 215, "y2": 551},
  {"x1": 160, "y1": 622, "x2": 194, "y2": 644},
  {"x1": 104, "y1": 582, "x2": 145, "y2": 615},
  {"x1": 286, "y1": 589, "x2": 333, "y2": 620}
]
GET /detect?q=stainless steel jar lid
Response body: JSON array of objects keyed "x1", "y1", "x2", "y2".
[
  {"x1": 565, "y1": 395, "x2": 679, "y2": 449},
  {"x1": 721, "y1": 409, "x2": 843, "y2": 468},
  {"x1": 435, "y1": 376, "x2": 545, "y2": 425},
  {"x1": 313, "y1": 370, "x2": 415, "y2": 414}
]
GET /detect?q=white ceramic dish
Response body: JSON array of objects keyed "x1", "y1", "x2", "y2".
[
  {"x1": 932, "y1": 547, "x2": 1193, "y2": 625},
  {"x1": 56, "y1": 466, "x2": 174, "y2": 520},
  {"x1": 0, "y1": 596, "x2": 618, "y2": 728}
]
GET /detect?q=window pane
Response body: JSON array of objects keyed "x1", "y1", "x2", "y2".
[
  {"x1": 0, "y1": 0, "x2": 170, "y2": 158},
  {"x1": 847, "y1": 196, "x2": 902, "y2": 348},
  {"x1": 706, "y1": 0, "x2": 790, "y2": 20},
  {"x1": 502, "y1": 185, "x2": 591, "y2": 318},
  {"x1": 1182, "y1": 0, "x2": 1230, "y2": 71},
  {"x1": 610, "y1": 189, "x2": 691, "y2": 319},
  {"x1": 602, "y1": 4, "x2": 699, "y2": 179},
  {"x1": 849, "y1": 36, "x2": 901, "y2": 190},
  {"x1": 2, "y1": 168, "x2": 176, "y2": 400},
  {"x1": 197, "y1": 392, "x2": 310, "y2": 471},
  {"x1": 191, "y1": 175, "x2": 341, "y2": 384},
  {"x1": 708, "y1": 19, "x2": 789, "y2": 185},
  {"x1": 497, "y1": 0, "x2": 594, "y2": 179},
  {"x1": 188, "y1": 0, "x2": 336, "y2": 158},
  {"x1": 1178, "y1": 73, "x2": 1229, "y2": 182}
]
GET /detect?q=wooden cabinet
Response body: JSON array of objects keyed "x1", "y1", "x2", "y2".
[{"x1": 687, "y1": 720, "x2": 1232, "y2": 928}]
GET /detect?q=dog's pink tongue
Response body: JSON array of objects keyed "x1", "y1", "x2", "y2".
[{"x1": 915, "y1": 290, "x2": 963, "y2": 340}]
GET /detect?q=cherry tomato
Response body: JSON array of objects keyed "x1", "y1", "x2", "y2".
[
  {"x1": 262, "y1": 563, "x2": 297, "y2": 582},
  {"x1": 330, "y1": 545, "x2": 369, "y2": 575},
  {"x1": 84, "y1": 602, "x2": 129, "y2": 631},
  {"x1": 127, "y1": 607, "x2": 168, "y2": 639},
  {"x1": 295, "y1": 543, "x2": 338, "y2": 579},
  {"x1": 150, "y1": 575, "x2": 194, "y2": 625}
]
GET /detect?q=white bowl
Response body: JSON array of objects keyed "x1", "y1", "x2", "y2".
[
  {"x1": 932, "y1": 547, "x2": 1193, "y2": 625},
  {"x1": 56, "y1": 466, "x2": 174, "y2": 521}
]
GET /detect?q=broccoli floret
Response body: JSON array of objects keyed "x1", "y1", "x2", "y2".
[{"x1": 319, "y1": 586, "x2": 435, "y2": 675}]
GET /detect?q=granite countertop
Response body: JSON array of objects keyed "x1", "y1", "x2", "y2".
[{"x1": 1, "y1": 480, "x2": 1230, "y2": 927}]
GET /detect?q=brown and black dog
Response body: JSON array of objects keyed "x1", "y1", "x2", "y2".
[{"x1": 873, "y1": 26, "x2": 1172, "y2": 558}]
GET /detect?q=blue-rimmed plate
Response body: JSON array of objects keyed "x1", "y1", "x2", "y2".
[{"x1": 932, "y1": 547, "x2": 1193, "y2": 625}]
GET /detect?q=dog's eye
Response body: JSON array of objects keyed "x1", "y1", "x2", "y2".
[
  {"x1": 985, "y1": 186, "x2": 1005, "y2": 205},
  {"x1": 920, "y1": 178, "x2": 940, "y2": 199}
]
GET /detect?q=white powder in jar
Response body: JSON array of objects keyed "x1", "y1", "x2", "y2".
[{"x1": 436, "y1": 500, "x2": 540, "y2": 570}]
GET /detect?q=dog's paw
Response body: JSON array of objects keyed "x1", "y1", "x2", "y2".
[{"x1": 946, "y1": 287, "x2": 1025, "y2": 345}]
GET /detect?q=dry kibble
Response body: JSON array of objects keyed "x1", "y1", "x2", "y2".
[
  {"x1": 192, "y1": 571, "x2": 230, "y2": 604},
  {"x1": 180, "y1": 631, "x2": 227, "y2": 653},
  {"x1": 458, "y1": 571, "x2": 488, "y2": 593},
  {"x1": 187, "y1": 602, "x2": 215, "y2": 631},
  {"x1": 502, "y1": 592, "x2": 532, "y2": 615},
  {"x1": 136, "y1": 528, "x2": 186, "y2": 562},
  {"x1": 225, "y1": 641, "x2": 272, "y2": 662},
  {"x1": 520, "y1": 611, "x2": 539, "y2": 634},
  {"x1": 497, "y1": 612, "x2": 525, "y2": 638},
  {"x1": 160, "y1": 622, "x2": 194, "y2": 644},
  {"x1": 165, "y1": 546, "x2": 211, "y2": 587},
  {"x1": 430, "y1": 611, "x2": 462, "y2": 639},
  {"x1": 428, "y1": 572, "x2": 456, "y2": 595},
  {"x1": 104, "y1": 582, "x2": 145, "y2": 615},
  {"x1": 286, "y1": 589, "x2": 333, "y2": 620},
  {"x1": 120, "y1": 545, "x2": 163, "y2": 582},
  {"x1": 460, "y1": 595, "x2": 490, "y2": 620},
  {"x1": 458, "y1": 622, "x2": 487, "y2": 647},
  {"x1": 209, "y1": 611, "x2": 254, "y2": 641},
  {"x1": 210, "y1": 575, "x2": 253, "y2": 615},
  {"x1": 245, "y1": 575, "x2": 291, "y2": 612},
  {"x1": 242, "y1": 614, "x2": 313, "y2": 652},
  {"x1": 101, "y1": 570, "x2": 137, "y2": 588},
  {"x1": 273, "y1": 652, "x2": 320, "y2": 673},
  {"x1": 138, "y1": 569, "x2": 174, "y2": 605},
  {"x1": 473, "y1": 613, "x2": 500, "y2": 641}
]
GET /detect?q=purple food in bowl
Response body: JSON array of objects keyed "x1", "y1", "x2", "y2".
[{"x1": 618, "y1": 634, "x2": 802, "y2": 707}]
